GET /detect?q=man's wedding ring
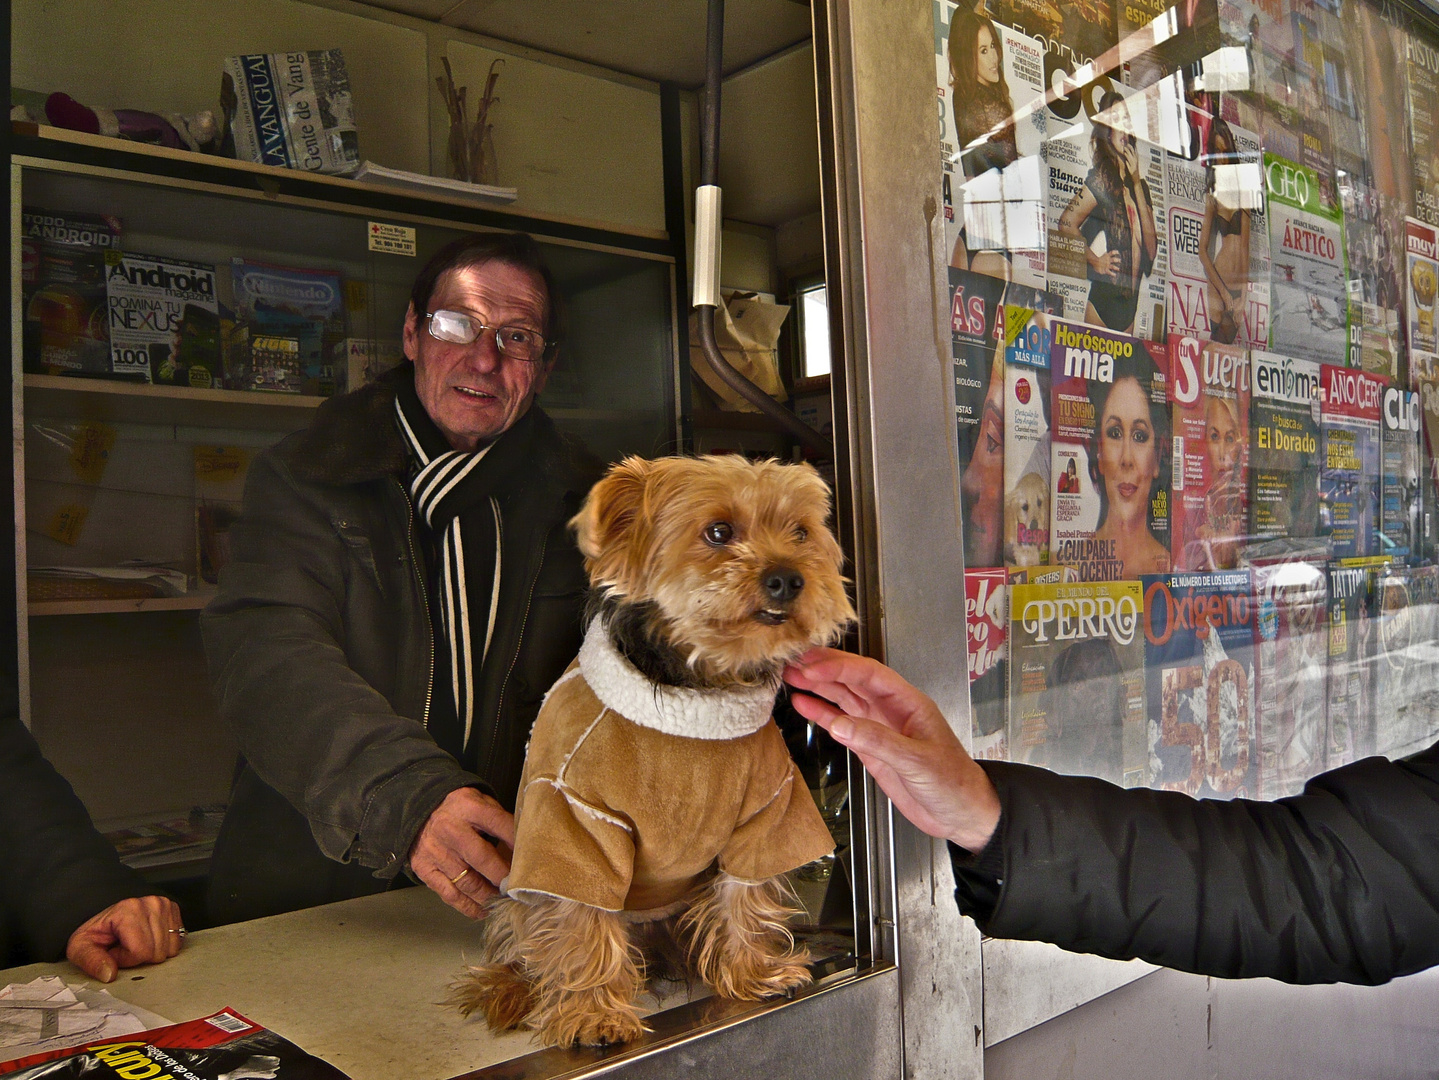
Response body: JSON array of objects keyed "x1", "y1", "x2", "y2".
[
  {"x1": 167, "y1": 928, "x2": 187, "y2": 936},
  {"x1": 450, "y1": 868, "x2": 471, "y2": 886}
]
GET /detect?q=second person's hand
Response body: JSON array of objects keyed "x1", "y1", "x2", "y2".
[{"x1": 784, "y1": 648, "x2": 1002, "y2": 854}]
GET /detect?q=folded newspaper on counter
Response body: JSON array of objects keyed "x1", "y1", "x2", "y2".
[{"x1": 1, "y1": 1008, "x2": 349, "y2": 1080}]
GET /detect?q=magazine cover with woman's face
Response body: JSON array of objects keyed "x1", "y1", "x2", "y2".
[
  {"x1": 1169, "y1": 335, "x2": 1250, "y2": 570},
  {"x1": 1049, "y1": 320, "x2": 1171, "y2": 581},
  {"x1": 936, "y1": 2, "x2": 1049, "y2": 287}
]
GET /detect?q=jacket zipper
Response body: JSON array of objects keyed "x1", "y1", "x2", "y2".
[
  {"x1": 399, "y1": 481, "x2": 435, "y2": 730},
  {"x1": 486, "y1": 530, "x2": 547, "y2": 776}
]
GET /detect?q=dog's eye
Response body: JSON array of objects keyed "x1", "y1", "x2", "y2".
[
  {"x1": 793, "y1": 526, "x2": 808, "y2": 543},
  {"x1": 703, "y1": 521, "x2": 734, "y2": 546}
]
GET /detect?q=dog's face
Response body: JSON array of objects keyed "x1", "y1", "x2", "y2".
[
  {"x1": 1004, "y1": 472, "x2": 1048, "y2": 565},
  {"x1": 571, "y1": 455, "x2": 855, "y2": 684}
]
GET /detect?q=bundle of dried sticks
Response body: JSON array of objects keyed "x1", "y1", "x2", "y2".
[{"x1": 436, "y1": 56, "x2": 502, "y2": 184}]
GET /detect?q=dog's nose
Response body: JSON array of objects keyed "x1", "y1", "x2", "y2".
[{"x1": 763, "y1": 567, "x2": 805, "y2": 604}]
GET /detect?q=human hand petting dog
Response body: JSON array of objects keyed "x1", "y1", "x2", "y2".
[
  {"x1": 410, "y1": 787, "x2": 515, "y2": 918},
  {"x1": 784, "y1": 647, "x2": 1002, "y2": 854}
]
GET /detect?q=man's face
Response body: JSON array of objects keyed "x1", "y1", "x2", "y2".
[{"x1": 402, "y1": 260, "x2": 552, "y2": 452}]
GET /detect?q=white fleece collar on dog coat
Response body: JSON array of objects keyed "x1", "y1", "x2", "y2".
[{"x1": 576, "y1": 618, "x2": 778, "y2": 740}]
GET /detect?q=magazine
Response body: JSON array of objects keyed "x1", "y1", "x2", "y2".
[
  {"x1": 230, "y1": 258, "x2": 345, "y2": 395},
  {"x1": 1049, "y1": 321, "x2": 1170, "y2": 580},
  {"x1": 1381, "y1": 384, "x2": 1422, "y2": 562},
  {"x1": 1003, "y1": 300, "x2": 1056, "y2": 566},
  {"x1": 1140, "y1": 569, "x2": 1256, "y2": 798},
  {"x1": 1374, "y1": 564, "x2": 1427, "y2": 758},
  {"x1": 221, "y1": 50, "x2": 360, "y2": 175},
  {"x1": 1247, "y1": 350, "x2": 1321, "y2": 541},
  {"x1": 1243, "y1": 538, "x2": 1329, "y2": 798},
  {"x1": 1406, "y1": 34, "x2": 1439, "y2": 228},
  {"x1": 21, "y1": 210, "x2": 121, "y2": 378},
  {"x1": 966, "y1": 568, "x2": 1009, "y2": 760},
  {"x1": 0, "y1": 1009, "x2": 348, "y2": 1080},
  {"x1": 936, "y1": 2, "x2": 1049, "y2": 288},
  {"x1": 1340, "y1": 175, "x2": 1404, "y2": 380},
  {"x1": 1406, "y1": 216, "x2": 1439, "y2": 359},
  {"x1": 1325, "y1": 557, "x2": 1386, "y2": 767},
  {"x1": 1421, "y1": 375, "x2": 1439, "y2": 563},
  {"x1": 104, "y1": 252, "x2": 220, "y2": 385},
  {"x1": 952, "y1": 268, "x2": 1010, "y2": 567},
  {"x1": 1405, "y1": 563, "x2": 1439, "y2": 751},
  {"x1": 1319, "y1": 364, "x2": 1386, "y2": 559},
  {"x1": 1168, "y1": 335, "x2": 1250, "y2": 570},
  {"x1": 1166, "y1": 118, "x2": 1269, "y2": 347},
  {"x1": 1265, "y1": 152, "x2": 1348, "y2": 365},
  {"x1": 1008, "y1": 578, "x2": 1146, "y2": 785},
  {"x1": 1044, "y1": 84, "x2": 1168, "y2": 342}
]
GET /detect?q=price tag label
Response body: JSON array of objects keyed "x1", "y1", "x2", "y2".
[{"x1": 368, "y1": 221, "x2": 416, "y2": 256}]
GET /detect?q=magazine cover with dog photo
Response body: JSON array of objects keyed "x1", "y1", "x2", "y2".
[
  {"x1": 1265, "y1": 152, "x2": 1349, "y2": 366},
  {"x1": 1140, "y1": 569, "x2": 1255, "y2": 799},
  {"x1": 1044, "y1": 82, "x2": 1168, "y2": 342},
  {"x1": 966, "y1": 567, "x2": 1009, "y2": 760},
  {"x1": 1381, "y1": 383, "x2": 1422, "y2": 563},
  {"x1": 1049, "y1": 321, "x2": 1170, "y2": 581},
  {"x1": 0, "y1": 1009, "x2": 349, "y2": 1080},
  {"x1": 1003, "y1": 300, "x2": 1056, "y2": 567},
  {"x1": 1008, "y1": 578, "x2": 1146, "y2": 786},
  {"x1": 1166, "y1": 118, "x2": 1270, "y2": 348},
  {"x1": 1242, "y1": 538, "x2": 1329, "y2": 798},
  {"x1": 1406, "y1": 216, "x2": 1439, "y2": 362},
  {"x1": 1247, "y1": 350, "x2": 1321, "y2": 541},
  {"x1": 1319, "y1": 363, "x2": 1386, "y2": 560},
  {"x1": 1168, "y1": 335, "x2": 1250, "y2": 571},
  {"x1": 1326, "y1": 556, "x2": 1386, "y2": 768},
  {"x1": 952, "y1": 267, "x2": 1010, "y2": 566},
  {"x1": 936, "y1": 1, "x2": 1049, "y2": 288}
]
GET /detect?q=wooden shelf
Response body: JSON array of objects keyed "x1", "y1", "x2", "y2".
[
  {"x1": 23, "y1": 374, "x2": 325, "y2": 432},
  {"x1": 13, "y1": 123, "x2": 671, "y2": 253},
  {"x1": 29, "y1": 591, "x2": 216, "y2": 617}
]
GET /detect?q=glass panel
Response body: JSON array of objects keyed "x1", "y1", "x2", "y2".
[
  {"x1": 939, "y1": 0, "x2": 1439, "y2": 796},
  {"x1": 800, "y1": 283, "x2": 832, "y2": 378}
]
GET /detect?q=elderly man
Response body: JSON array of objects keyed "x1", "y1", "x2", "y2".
[{"x1": 203, "y1": 232, "x2": 598, "y2": 925}]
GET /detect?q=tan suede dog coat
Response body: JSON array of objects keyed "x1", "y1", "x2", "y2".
[{"x1": 503, "y1": 620, "x2": 836, "y2": 914}]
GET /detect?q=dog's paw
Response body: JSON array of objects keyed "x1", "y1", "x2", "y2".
[
  {"x1": 714, "y1": 948, "x2": 814, "y2": 1001},
  {"x1": 544, "y1": 1007, "x2": 647, "y2": 1048},
  {"x1": 450, "y1": 964, "x2": 535, "y2": 1031}
]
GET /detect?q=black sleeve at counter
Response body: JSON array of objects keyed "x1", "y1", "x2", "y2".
[
  {"x1": 952, "y1": 748, "x2": 1439, "y2": 985},
  {"x1": 0, "y1": 708, "x2": 153, "y2": 965}
]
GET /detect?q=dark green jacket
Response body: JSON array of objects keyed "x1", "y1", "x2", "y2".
[{"x1": 202, "y1": 367, "x2": 597, "y2": 923}]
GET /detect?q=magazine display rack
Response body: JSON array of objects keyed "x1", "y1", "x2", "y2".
[{"x1": 11, "y1": 124, "x2": 679, "y2": 861}]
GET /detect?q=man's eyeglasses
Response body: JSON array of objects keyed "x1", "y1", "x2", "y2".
[{"x1": 425, "y1": 310, "x2": 553, "y2": 363}]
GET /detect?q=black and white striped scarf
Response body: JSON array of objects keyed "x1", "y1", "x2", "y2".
[{"x1": 393, "y1": 384, "x2": 508, "y2": 756}]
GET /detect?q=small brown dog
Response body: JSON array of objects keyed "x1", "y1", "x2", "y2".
[
  {"x1": 1004, "y1": 470, "x2": 1049, "y2": 566},
  {"x1": 453, "y1": 454, "x2": 855, "y2": 1048}
]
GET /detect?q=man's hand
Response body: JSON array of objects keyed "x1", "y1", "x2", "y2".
[
  {"x1": 66, "y1": 896, "x2": 185, "y2": 983},
  {"x1": 784, "y1": 647, "x2": 1002, "y2": 854},
  {"x1": 409, "y1": 787, "x2": 516, "y2": 918}
]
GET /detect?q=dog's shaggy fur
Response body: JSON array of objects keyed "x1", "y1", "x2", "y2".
[{"x1": 451, "y1": 455, "x2": 854, "y2": 1048}]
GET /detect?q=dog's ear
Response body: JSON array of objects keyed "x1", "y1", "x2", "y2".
[{"x1": 570, "y1": 457, "x2": 653, "y2": 585}]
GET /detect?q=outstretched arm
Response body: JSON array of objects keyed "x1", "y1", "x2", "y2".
[{"x1": 784, "y1": 648, "x2": 1000, "y2": 853}]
